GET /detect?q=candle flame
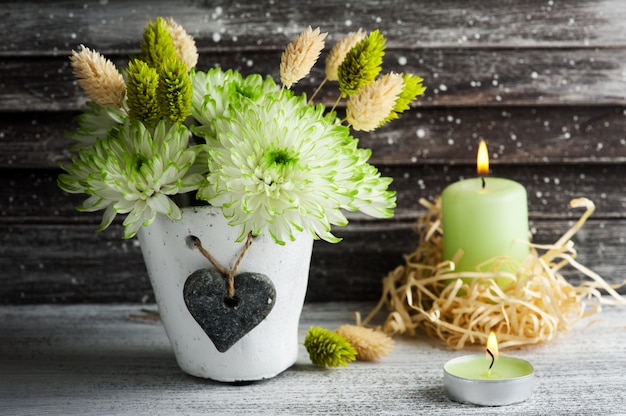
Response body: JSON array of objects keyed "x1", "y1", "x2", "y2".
[
  {"x1": 477, "y1": 139, "x2": 489, "y2": 176},
  {"x1": 486, "y1": 331, "x2": 499, "y2": 360}
]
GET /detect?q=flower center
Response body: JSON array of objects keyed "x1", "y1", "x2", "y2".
[
  {"x1": 235, "y1": 84, "x2": 259, "y2": 100},
  {"x1": 255, "y1": 148, "x2": 298, "y2": 193},
  {"x1": 266, "y1": 148, "x2": 296, "y2": 167},
  {"x1": 133, "y1": 154, "x2": 148, "y2": 172}
]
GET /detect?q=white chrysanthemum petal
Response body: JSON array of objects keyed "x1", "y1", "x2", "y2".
[
  {"x1": 195, "y1": 89, "x2": 394, "y2": 244},
  {"x1": 190, "y1": 69, "x2": 277, "y2": 139},
  {"x1": 97, "y1": 204, "x2": 118, "y2": 232},
  {"x1": 68, "y1": 102, "x2": 126, "y2": 148},
  {"x1": 58, "y1": 119, "x2": 202, "y2": 238}
]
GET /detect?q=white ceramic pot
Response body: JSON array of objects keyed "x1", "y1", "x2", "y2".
[{"x1": 136, "y1": 205, "x2": 313, "y2": 382}]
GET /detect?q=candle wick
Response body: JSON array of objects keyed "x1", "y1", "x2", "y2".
[
  {"x1": 486, "y1": 348, "x2": 495, "y2": 370},
  {"x1": 481, "y1": 176, "x2": 486, "y2": 189}
]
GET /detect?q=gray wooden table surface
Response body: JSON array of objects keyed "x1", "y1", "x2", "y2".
[{"x1": 0, "y1": 301, "x2": 624, "y2": 415}]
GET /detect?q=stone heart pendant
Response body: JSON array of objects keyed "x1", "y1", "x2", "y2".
[{"x1": 183, "y1": 269, "x2": 276, "y2": 352}]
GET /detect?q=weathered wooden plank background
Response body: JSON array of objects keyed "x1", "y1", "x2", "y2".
[{"x1": 1, "y1": 0, "x2": 625, "y2": 303}]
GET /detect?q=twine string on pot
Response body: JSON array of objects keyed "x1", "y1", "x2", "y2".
[{"x1": 188, "y1": 233, "x2": 254, "y2": 299}]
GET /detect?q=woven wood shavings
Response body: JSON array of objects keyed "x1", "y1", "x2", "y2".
[{"x1": 361, "y1": 197, "x2": 626, "y2": 350}]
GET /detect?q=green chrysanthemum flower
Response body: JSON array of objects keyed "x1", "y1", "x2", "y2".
[
  {"x1": 337, "y1": 29, "x2": 386, "y2": 97},
  {"x1": 126, "y1": 59, "x2": 161, "y2": 125},
  {"x1": 58, "y1": 119, "x2": 205, "y2": 239},
  {"x1": 139, "y1": 17, "x2": 179, "y2": 69},
  {"x1": 190, "y1": 68, "x2": 277, "y2": 140},
  {"x1": 195, "y1": 89, "x2": 396, "y2": 245},
  {"x1": 67, "y1": 101, "x2": 126, "y2": 149},
  {"x1": 304, "y1": 327, "x2": 357, "y2": 368},
  {"x1": 157, "y1": 58, "x2": 192, "y2": 123}
]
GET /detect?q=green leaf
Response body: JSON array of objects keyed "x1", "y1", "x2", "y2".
[
  {"x1": 337, "y1": 30, "x2": 386, "y2": 97},
  {"x1": 304, "y1": 327, "x2": 357, "y2": 368}
]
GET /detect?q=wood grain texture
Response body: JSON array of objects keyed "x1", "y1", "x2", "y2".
[
  {"x1": 0, "y1": 302, "x2": 624, "y2": 415},
  {"x1": 2, "y1": 164, "x2": 625, "y2": 221},
  {"x1": 1, "y1": 218, "x2": 624, "y2": 304},
  {"x1": 3, "y1": 0, "x2": 626, "y2": 56},
  {"x1": 2, "y1": 106, "x2": 626, "y2": 169},
  {"x1": 2, "y1": 0, "x2": 626, "y2": 304},
  {"x1": 3, "y1": 48, "x2": 626, "y2": 112}
]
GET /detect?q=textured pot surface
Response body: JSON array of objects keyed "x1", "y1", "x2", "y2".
[{"x1": 137, "y1": 206, "x2": 313, "y2": 382}]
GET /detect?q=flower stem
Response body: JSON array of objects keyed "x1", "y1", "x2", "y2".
[
  {"x1": 330, "y1": 95, "x2": 342, "y2": 114},
  {"x1": 308, "y1": 77, "x2": 328, "y2": 103}
]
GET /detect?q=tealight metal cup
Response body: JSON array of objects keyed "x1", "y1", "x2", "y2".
[{"x1": 443, "y1": 355, "x2": 534, "y2": 406}]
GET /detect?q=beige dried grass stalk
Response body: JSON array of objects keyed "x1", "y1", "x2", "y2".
[
  {"x1": 325, "y1": 29, "x2": 367, "y2": 81},
  {"x1": 346, "y1": 72, "x2": 404, "y2": 131},
  {"x1": 280, "y1": 26, "x2": 327, "y2": 89},
  {"x1": 164, "y1": 18, "x2": 198, "y2": 70},
  {"x1": 70, "y1": 45, "x2": 126, "y2": 108},
  {"x1": 335, "y1": 324, "x2": 395, "y2": 361},
  {"x1": 361, "y1": 197, "x2": 625, "y2": 350}
]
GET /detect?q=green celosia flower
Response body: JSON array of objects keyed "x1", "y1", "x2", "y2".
[
  {"x1": 304, "y1": 327, "x2": 357, "y2": 368},
  {"x1": 337, "y1": 29, "x2": 386, "y2": 97},
  {"x1": 126, "y1": 59, "x2": 161, "y2": 125},
  {"x1": 379, "y1": 73, "x2": 427, "y2": 126},
  {"x1": 139, "y1": 17, "x2": 179, "y2": 69},
  {"x1": 58, "y1": 119, "x2": 205, "y2": 239},
  {"x1": 194, "y1": 88, "x2": 396, "y2": 245},
  {"x1": 190, "y1": 68, "x2": 277, "y2": 140},
  {"x1": 67, "y1": 101, "x2": 126, "y2": 148},
  {"x1": 157, "y1": 58, "x2": 192, "y2": 123}
]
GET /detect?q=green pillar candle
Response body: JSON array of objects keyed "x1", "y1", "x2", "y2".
[{"x1": 441, "y1": 176, "x2": 529, "y2": 284}]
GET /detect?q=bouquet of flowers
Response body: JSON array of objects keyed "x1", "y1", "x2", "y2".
[{"x1": 58, "y1": 18, "x2": 425, "y2": 245}]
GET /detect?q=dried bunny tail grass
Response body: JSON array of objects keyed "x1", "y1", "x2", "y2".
[
  {"x1": 346, "y1": 72, "x2": 404, "y2": 132},
  {"x1": 280, "y1": 26, "x2": 327, "y2": 89},
  {"x1": 325, "y1": 29, "x2": 367, "y2": 81},
  {"x1": 70, "y1": 45, "x2": 126, "y2": 108},
  {"x1": 361, "y1": 197, "x2": 626, "y2": 350},
  {"x1": 164, "y1": 18, "x2": 198, "y2": 70},
  {"x1": 336, "y1": 324, "x2": 395, "y2": 361}
]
